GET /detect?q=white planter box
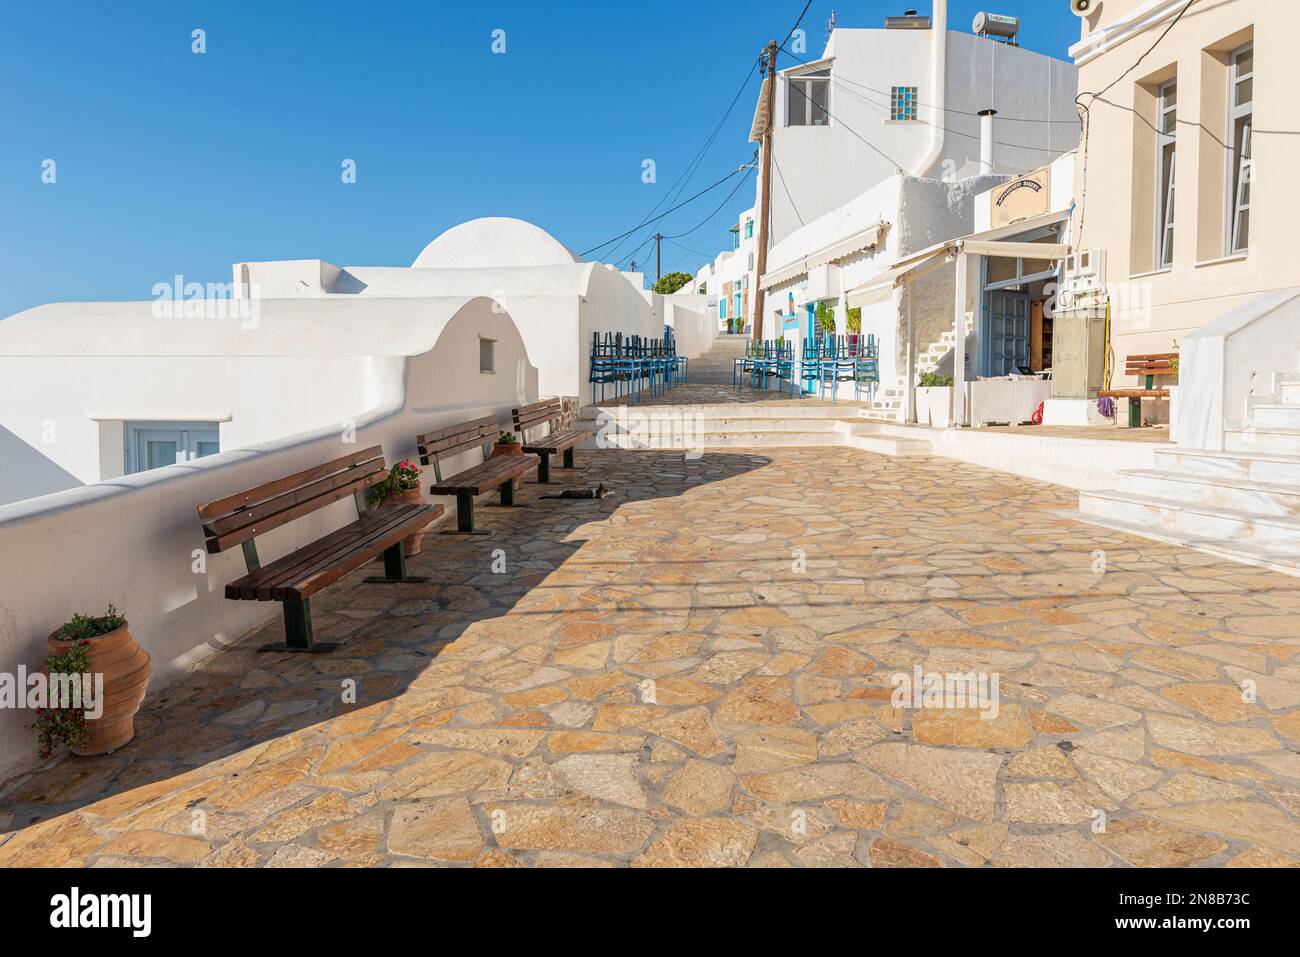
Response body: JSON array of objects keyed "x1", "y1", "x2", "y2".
[{"x1": 918, "y1": 386, "x2": 954, "y2": 428}]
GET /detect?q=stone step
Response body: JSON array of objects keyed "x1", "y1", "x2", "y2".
[
  {"x1": 1066, "y1": 510, "x2": 1300, "y2": 578},
  {"x1": 1154, "y1": 447, "x2": 1300, "y2": 486},
  {"x1": 1250, "y1": 404, "x2": 1300, "y2": 430},
  {"x1": 1225, "y1": 426, "x2": 1300, "y2": 454},
  {"x1": 1079, "y1": 489, "x2": 1300, "y2": 545},
  {"x1": 1116, "y1": 468, "x2": 1300, "y2": 519},
  {"x1": 599, "y1": 430, "x2": 847, "y2": 450}
]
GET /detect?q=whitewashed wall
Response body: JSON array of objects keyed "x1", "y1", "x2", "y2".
[{"x1": 0, "y1": 298, "x2": 537, "y2": 779}]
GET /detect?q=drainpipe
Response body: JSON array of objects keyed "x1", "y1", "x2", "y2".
[
  {"x1": 978, "y1": 109, "x2": 997, "y2": 175},
  {"x1": 915, "y1": 0, "x2": 948, "y2": 178}
]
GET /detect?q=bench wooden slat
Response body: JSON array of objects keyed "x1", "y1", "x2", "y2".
[
  {"x1": 273, "y1": 505, "x2": 439, "y2": 601},
  {"x1": 203, "y1": 467, "x2": 389, "y2": 554},
  {"x1": 227, "y1": 508, "x2": 411, "y2": 600},
  {"x1": 201, "y1": 460, "x2": 387, "y2": 540},
  {"x1": 227, "y1": 505, "x2": 439, "y2": 601},
  {"x1": 521, "y1": 427, "x2": 592, "y2": 455},
  {"x1": 430, "y1": 454, "x2": 539, "y2": 496},
  {"x1": 198, "y1": 447, "x2": 384, "y2": 522},
  {"x1": 1098, "y1": 389, "x2": 1171, "y2": 399},
  {"x1": 417, "y1": 416, "x2": 501, "y2": 464},
  {"x1": 513, "y1": 399, "x2": 564, "y2": 431}
]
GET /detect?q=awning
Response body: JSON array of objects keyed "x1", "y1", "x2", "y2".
[
  {"x1": 759, "y1": 221, "x2": 888, "y2": 292},
  {"x1": 807, "y1": 223, "x2": 887, "y2": 270},
  {"x1": 846, "y1": 214, "x2": 1071, "y2": 307},
  {"x1": 749, "y1": 77, "x2": 771, "y2": 144}
]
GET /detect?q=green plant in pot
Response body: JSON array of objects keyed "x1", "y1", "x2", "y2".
[
  {"x1": 35, "y1": 604, "x2": 150, "y2": 758},
  {"x1": 493, "y1": 431, "x2": 522, "y2": 458},
  {"x1": 370, "y1": 460, "x2": 427, "y2": 555}
]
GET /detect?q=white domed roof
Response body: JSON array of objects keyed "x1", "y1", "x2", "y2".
[{"x1": 412, "y1": 218, "x2": 580, "y2": 269}]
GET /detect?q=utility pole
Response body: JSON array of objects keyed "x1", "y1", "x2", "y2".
[
  {"x1": 751, "y1": 40, "x2": 779, "y2": 343},
  {"x1": 655, "y1": 233, "x2": 663, "y2": 282}
]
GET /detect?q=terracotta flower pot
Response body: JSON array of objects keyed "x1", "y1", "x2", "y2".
[
  {"x1": 381, "y1": 486, "x2": 427, "y2": 555},
  {"x1": 46, "y1": 623, "x2": 150, "y2": 756},
  {"x1": 490, "y1": 442, "x2": 523, "y2": 459}
]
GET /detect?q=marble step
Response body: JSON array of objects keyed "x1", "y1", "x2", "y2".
[
  {"x1": 599, "y1": 430, "x2": 847, "y2": 450},
  {"x1": 1225, "y1": 426, "x2": 1300, "y2": 454},
  {"x1": 1079, "y1": 489, "x2": 1300, "y2": 545},
  {"x1": 1153, "y1": 447, "x2": 1300, "y2": 486},
  {"x1": 1116, "y1": 468, "x2": 1300, "y2": 518},
  {"x1": 1066, "y1": 511, "x2": 1300, "y2": 578},
  {"x1": 1250, "y1": 404, "x2": 1300, "y2": 430}
]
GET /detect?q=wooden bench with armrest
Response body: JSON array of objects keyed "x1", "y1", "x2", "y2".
[
  {"x1": 197, "y1": 446, "x2": 442, "y2": 653},
  {"x1": 419, "y1": 415, "x2": 540, "y2": 535},
  {"x1": 1098, "y1": 353, "x2": 1177, "y2": 427},
  {"x1": 511, "y1": 398, "x2": 593, "y2": 484}
]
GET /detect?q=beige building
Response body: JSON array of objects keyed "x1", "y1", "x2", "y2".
[{"x1": 1070, "y1": 0, "x2": 1298, "y2": 378}]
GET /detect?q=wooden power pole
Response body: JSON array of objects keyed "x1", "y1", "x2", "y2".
[{"x1": 751, "y1": 40, "x2": 779, "y2": 343}]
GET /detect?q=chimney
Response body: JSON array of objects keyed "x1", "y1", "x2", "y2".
[{"x1": 978, "y1": 109, "x2": 997, "y2": 175}]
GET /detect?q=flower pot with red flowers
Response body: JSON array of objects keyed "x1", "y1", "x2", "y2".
[
  {"x1": 33, "y1": 604, "x2": 150, "y2": 758},
  {"x1": 369, "y1": 460, "x2": 427, "y2": 555},
  {"x1": 490, "y1": 431, "x2": 523, "y2": 459}
]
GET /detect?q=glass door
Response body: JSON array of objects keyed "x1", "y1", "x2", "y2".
[{"x1": 984, "y1": 291, "x2": 1031, "y2": 377}]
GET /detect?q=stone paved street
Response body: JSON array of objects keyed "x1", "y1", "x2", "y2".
[{"x1": 2, "y1": 447, "x2": 1300, "y2": 868}]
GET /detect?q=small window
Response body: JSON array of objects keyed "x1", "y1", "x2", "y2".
[
  {"x1": 1156, "y1": 79, "x2": 1178, "y2": 268},
  {"x1": 719, "y1": 297, "x2": 728, "y2": 320},
  {"x1": 890, "y1": 86, "x2": 919, "y2": 121},
  {"x1": 1227, "y1": 43, "x2": 1253, "y2": 254},
  {"x1": 787, "y1": 71, "x2": 830, "y2": 127},
  {"x1": 124, "y1": 421, "x2": 220, "y2": 475},
  {"x1": 744, "y1": 219, "x2": 754, "y2": 240},
  {"x1": 479, "y1": 337, "x2": 496, "y2": 374}
]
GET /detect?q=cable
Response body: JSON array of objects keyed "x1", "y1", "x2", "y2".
[
  {"x1": 780, "y1": 0, "x2": 814, "y2": 50},
  {"x1": 771, "y1": 150, "x2": 805, "y2": 227},
  {"x1": 784, "y1": 73, "x2": 910, "y2": 174},
  {"x1": 662, "y1": 166, "x2": 755, "y2": 240},
  {"x1": 579, "y1": 167, "x2": 749, "y2": 258},
  {"x1": 599, "y1": 54, "x2": 762, "y2": 264},
  {"x1": 1075, "y1": 0, "x2": 1198, "y2": 245}
]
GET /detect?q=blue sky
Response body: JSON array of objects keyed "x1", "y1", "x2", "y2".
[{"x1": 0, "y1": 1, "x2": 1083, "y2": 318}]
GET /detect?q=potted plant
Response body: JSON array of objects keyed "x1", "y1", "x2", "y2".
[
  {"x1": 370, "y1": 460, "x2": 427, "y2": 555},
  {"x1": 917, "y1": 371, "x2": 956, "y2": 428},
  {"x1": 491, "y1": 431, "x2": 523, "y2": 459},
  {"x1": 35, "y1": 604, "x2": 149, "y2": 758}
]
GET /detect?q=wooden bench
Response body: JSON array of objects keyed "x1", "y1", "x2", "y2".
[
  {"x1": 419, "y1": 416, "x2": 539, "y2": 535},
  {"x1": 1099, "y1": 353, "x2": 1177, "y2": 427},
  {"x1": 512, "y1": 398, "x2": 594, "y2": 483},
  {"x1": 198, "y1": 447, "x2": 442, "y2": 653}
]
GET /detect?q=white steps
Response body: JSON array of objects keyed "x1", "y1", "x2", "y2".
[
  {"x1": 1073, "y1": 365, "x2": 1300, "y2": 577},
  {"x1": 1071, "y1": 361, "x2": 1300, "y2": 574},
  {"x1": 1062, "y1": 511, "x2": 1300, "y2": 578},
  {"x1": 1079, "y1": 489, "x2": 1300, "y2": 546},
  {"x1": 578, "y1": 403, "x2": 934, "y2": 455}
]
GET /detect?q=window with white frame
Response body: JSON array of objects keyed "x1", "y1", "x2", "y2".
[
  {"x1": 787, "y1": 71, "x2": 830, "y2": 127},
  {"x1": 890, "y1": 86, "x2": 919, "y2": 121},
  {"x1": 1156, "y1": 79, "x2": 1178, "y2": 269},
  {"x1": 124, "y1": 421, "x2": 220, "y2": 475},
  {"x1": 1227, "y1": 42, "x2": 1253, "y2": 254}
]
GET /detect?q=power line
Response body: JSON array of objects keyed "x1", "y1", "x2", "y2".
[
  {"x1": 662, "y1": 165, "x2": 755, "y2": 241},
  {"x1": 780, "y1": 0, "x2": 814, "y2": 50},
  {"x1": 600, "y1": 54, "x2": 762, "y2": 264},
  {"x1": 579, "y1": 166, "x2": 749, "y2": 258},
  {"x1": 1075, "y1": 0, "x2": 1198, "y2": 245}
]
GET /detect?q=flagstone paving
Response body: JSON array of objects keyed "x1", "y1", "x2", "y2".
[{"x1": 3, "y1": 447, "x2": 1300, "y2": 868}]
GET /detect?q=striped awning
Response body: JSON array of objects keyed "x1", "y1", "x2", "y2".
[{"x1": 758, "y1": 221, "x2": 888, "y2": 291}]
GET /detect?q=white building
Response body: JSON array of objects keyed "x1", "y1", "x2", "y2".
[
  {"x1": 0, "y1": 218, "x2": 701, "y2": 507},
  {"x1": 685, "y1": 206, "x2": 758, "y2": 334},
  {"x1": 741, "y1": 1, "x2": 1079, "y2": 405}
]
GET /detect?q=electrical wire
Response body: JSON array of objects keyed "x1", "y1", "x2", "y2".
[
  {"x1": 597, "y1": 54, "x2": 762, "y2": 264},
  {"x1": 579, "y1": 167, "x2": 750, "y2": 258},
  {"x1": 1075, "y1": 0, "x2": 1198, "y2": 245}
]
